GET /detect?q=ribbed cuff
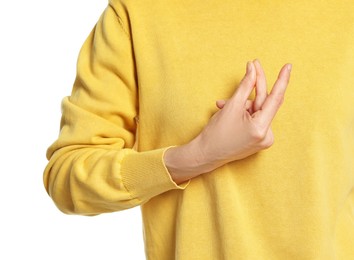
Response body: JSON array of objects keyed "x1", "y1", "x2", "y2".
[{"x1": 120, "y1": 147, "x2": 190, "y2": 202}]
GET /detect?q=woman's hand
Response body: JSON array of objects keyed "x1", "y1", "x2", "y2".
[{"x1": 165, "y1": 60, "x2": 292, "y2": 184}]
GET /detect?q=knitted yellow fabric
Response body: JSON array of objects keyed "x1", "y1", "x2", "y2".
[{"x1": 44, "y1": 1, "x2": 354, "y2": 259}]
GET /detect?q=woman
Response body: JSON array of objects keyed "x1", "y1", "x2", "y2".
[{"x1": 44, "y1": 0, "x2": 354, "y2": 259}]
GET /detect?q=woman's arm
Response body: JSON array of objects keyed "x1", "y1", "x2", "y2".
[{"x1": 43, "y1": 5, "x2": 188, "y2": 216}]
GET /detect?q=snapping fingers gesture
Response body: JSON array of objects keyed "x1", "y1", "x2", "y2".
[
  {"x1": 200, "y1": 60, "x2": 292, "y2": 163},
  {"x1": 165, "y1": 60, "x2": 292, "y2": 183}
]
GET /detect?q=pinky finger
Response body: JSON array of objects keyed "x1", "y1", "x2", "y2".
[{"x1": 216, "y1": 99, "x2": 227, "y2": 109}]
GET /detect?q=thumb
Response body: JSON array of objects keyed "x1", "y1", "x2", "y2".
[{"x1": 231, "y1": 61, "x2": 256, "y2": 105}]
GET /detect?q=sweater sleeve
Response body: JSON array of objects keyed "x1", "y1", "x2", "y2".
[{"x1": 43, "y1": 4, "x2": 189, "y2": 216}]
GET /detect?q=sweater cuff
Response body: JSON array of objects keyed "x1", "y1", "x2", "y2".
[{"x1": 120, "y1": 147, "x2": 190, "y2": 202}]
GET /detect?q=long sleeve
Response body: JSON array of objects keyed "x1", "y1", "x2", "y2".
[{"x1": 43, "y1": 4, "x2": 188, "y2": 216}]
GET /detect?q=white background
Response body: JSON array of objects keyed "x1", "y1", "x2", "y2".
[{"x1": 0, "y1": 0, "x2": 145, "y2": 259}]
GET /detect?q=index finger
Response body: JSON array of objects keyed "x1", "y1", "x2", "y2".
[{"x1": 257, "y1": 63, "x2": 292, "y2": 128}]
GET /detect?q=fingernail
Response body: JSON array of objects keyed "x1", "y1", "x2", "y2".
[{"x1": 287, "y1": 63, "x2": 292, "y2": 72}]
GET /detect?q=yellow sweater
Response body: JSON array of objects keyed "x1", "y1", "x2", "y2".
[{"x1": 44, "y1": 0, "x2": 354, "y2": 259}]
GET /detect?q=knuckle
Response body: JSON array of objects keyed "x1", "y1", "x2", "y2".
[
  {"x1": 273, "y1": 93, "x2": 284, "y2": 106},
  {"x1": 251, "y1": 127, "x2": 267, "y2": 141},
  {"x1": 261, "y1": 135, "x2": 274, "y2": 149}
]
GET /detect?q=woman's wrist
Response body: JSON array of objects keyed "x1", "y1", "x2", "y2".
[{"x1": 163, "y1": 138, "x2": 222, "y2": 184}]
